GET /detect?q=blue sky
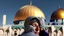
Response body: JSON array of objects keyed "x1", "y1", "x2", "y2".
[{"x1": 0, "y1": 0, "x2": 64, "y2": 25}]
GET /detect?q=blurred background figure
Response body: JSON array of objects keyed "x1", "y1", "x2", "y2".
[
  {"x1": 47, "y1": 26, "x2": 57, "y2": 36},
  {"x1": 17, "y1": 28, "x2": 20, "y2": 36},
  {"x1": 48, "y1": 27, "x2": 52, "y2": 36},
  {"x1": 11, "y1": 28, "x2": 14, "y2": 36},
  {"x1": 58, "y1": 27, "x2": 63, "y2": 36},
  {"x1": 39, "y1": 18, "x2": 49, "y2": 36},
  {"x1": 19, "y1": 29, "x2": 24, "y2": 35},
  {"x1": 6, "y1": 28, "x2": 9, "y2": 36},
  {"x1": 62, "y1": 26, "x2": 64, "y2": 36},
  {"x1": 51, "y1": 25, "x2": 56, "y2": 36},
  {"x1": 14, "y1": 31, "x2": 17, "y2": 36},
  {"x1": 54, "y1": 29, "x2": 58, "y2": 36},
  {"x1": 0, "y1": 29, "x2": 4, "y2": 36}
]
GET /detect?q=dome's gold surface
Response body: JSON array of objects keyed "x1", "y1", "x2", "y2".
[
  {"x1": 14, "y1": 5, "x2": 45, "y2": 21},
  {"x1": 51, "y1": 8, "x2": 64, "y2": 20}
]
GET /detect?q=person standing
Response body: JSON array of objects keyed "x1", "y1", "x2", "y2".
[{"x1": 18, "y1": 17, "x2": 41, "y2": 36}]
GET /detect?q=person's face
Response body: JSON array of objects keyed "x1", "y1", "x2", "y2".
[{"x1": 31, "y1": 22, "x2": 40, "y2": 34}]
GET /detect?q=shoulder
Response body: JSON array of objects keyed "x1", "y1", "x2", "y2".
[{"x1": 19, "y1": 32, "x2": 38, "y2": 36}]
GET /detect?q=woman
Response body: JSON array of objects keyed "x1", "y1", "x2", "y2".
[{"x1": 18, "y1": 17, "x2": 41, "y2": 36}]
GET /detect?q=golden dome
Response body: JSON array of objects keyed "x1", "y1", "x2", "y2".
[
  {"x1": 51, "y1": 8, "x2": 64, "y2": 20},
  {"x1": 14, "y1": 5, "x2": 45, "y2": 21}
]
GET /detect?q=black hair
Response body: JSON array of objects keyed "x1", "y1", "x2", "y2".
[
  {"x1": 48, "y1": 27, "x2": 52, "y2": 33},
  {"x1": 59, "y1": 27, "x2": 63, "y2": 34},
  {"x1": 30, "y1": 18, "x2": 40, "y2": 27}
]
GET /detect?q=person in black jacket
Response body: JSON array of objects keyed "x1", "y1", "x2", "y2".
[{"x1": 39, "y1": 18, "x2": 49, "y2": 36}]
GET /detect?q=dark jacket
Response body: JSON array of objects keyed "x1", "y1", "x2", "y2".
[{"x1": 39, "y1": 30, "x2": 49, "y2": 36}]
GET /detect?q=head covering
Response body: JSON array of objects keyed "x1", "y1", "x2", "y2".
[{"x1": 24, "y1": 16, "x2": 45, "y2": 33}]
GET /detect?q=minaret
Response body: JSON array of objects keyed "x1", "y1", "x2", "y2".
[
  {"x1": 30, "y1": 1, "x2": 32, "y2": 5},
  {"x1": 3, "y1": 15, "x2": 6, "y2": 26}
]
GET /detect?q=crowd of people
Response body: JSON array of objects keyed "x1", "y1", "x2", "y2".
[
  {"x1": 0, "y1": 26, "x2": 63, "y2": 36},
  {"x1": 0, "y1": 28, "x2": 24, "y2": 36}
]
